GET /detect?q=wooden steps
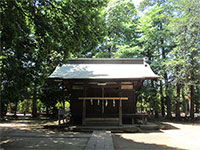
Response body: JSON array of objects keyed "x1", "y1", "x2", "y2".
[{"x1": 85, "y1": 117, "x2": 120, "y2": 126}]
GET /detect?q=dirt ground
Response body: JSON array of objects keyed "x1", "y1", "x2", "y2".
[
  {"x1": 113, "y1": 122, "x2": 200, "y2": 150},
  {"x1": 0, "y1": 119, "x2": 90, "y2": 150},
  {"x1": 0, "y1": 118, "x2": 200, "y2": 150}
]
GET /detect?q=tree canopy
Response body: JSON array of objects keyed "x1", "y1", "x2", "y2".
[{"x1": 0, "y1": 0, "x2": 107, "y2": 117}]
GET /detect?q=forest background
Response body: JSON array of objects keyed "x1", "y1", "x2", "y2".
[{"x1": 1, "y1": 0, "x2": 199, "y2": 120}]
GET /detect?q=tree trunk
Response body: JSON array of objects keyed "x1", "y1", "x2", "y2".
[
  {"x1": 182, "y1": 90, "x2": 188, "y2": 118},
  {"x1": 190, "y1": 85, "x2": 194, "y2": 119},
  {"x1": 165, "y1": 79, "x2": 172, "y2": 119},
  {"x1": 189, "y1": 40, "x2": 195, "y2": 119},
  {"x1": 160, "y1": 80, "x2": 165, "y2": 117},
  {"x1": 0, "y1": 102, "x2": 7, "y2": 119},
  {"x1": 151, "y1": 80, "x2": 159, "y2": 118},
  {"x1": 32, "y1": 84, "x2": 37, "y2": 117},
  {"x1": 108, "y1": 46, "x2": 112, "y2": 58},
  {"x1": 0, "y1": 103, "x2": 4, "y2": 118},
  {"x1": 166, "y1": 94, "x2": 172, "y2": 119},
  {"x1": 155, "y1": 110, "x2": 159, "y2": 118},
  {"x1": 196, "y1": 102, "x2": 199, "y2": 113},
  {"x1": 175, "y1": 83, "x2": 181, "y2": 120},
  {"x1": 46, "y1": 106, "x2": 49, "y2": 116},
  {"x1": 175, "y1": 102, "x2": 181, "y2": 119},
  {"x1": 63, "y1": 99, "x2": 65, "y2": 108},
  {"x1": 32, "y1": 98, "x2": 37, "y2": 117},
  {"x1": 160, "y1": 29, "x2": 167, "y2": 117},
  {"x1": 14, "y1": 100, "x2": 18, "y2": 116},
  {"x1": 195, "y1": 87, "x2": 199, "y2": 113}
]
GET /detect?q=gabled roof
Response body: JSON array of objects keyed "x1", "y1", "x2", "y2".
[{"x1": 49, "y1": 58, "x2": 159, "y2": 80}]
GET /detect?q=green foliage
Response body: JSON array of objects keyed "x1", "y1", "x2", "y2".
[
  {"x1": 0, "y1": 0, "x2": 107, "y2": 117},
  {"x1": 115, "y1": 0, "x2": 199, "y2": 117},
  {"x1": 56, "y1": 101, "x2": 70, "y2": 109},
  {"x1": 40, "y1": 80, "x2": 69, "y2": 109},
  {"x1": 90, "y1": 0, "x2": 139, "y2": 58},
  {"x1": 165, "y1": 0, "x2": 200, "y2": 117},
  {"x1": 139, "y1": 0, "x2": 169, "y2": 11},
  {"x1": 114, "y1": 46, "x2": 141, "y2": 58},
  {"x1": 137, "y1": 4, "x2": 172, "y2": 62},
  {"x1": 16, "y1": 99, "x2": 32, "y2": 113},
  {"x1": 136, "y1": 82, "x2": 161, "y2": 113},
  {"x1": 166, "y1": 0, "x2": 200, "y2": 86}
]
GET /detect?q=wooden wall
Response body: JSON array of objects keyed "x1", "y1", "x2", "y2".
[{"x1": 64, "y1": 79, "x2": 140, "y2": 124}]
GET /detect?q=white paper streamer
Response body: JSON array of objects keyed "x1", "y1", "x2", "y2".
[
  {"x1": 90, "y1": 99, "x2": 93, "y2": 105},
  {"x1": 105, "y1": 100, "x2": 108, "y2": 107},
  {"x1": 113, "y1": 100, "x2": 115, "y2": 107}
]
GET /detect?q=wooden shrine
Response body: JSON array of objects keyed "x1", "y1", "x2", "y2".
[{"x1": 49, "y1": 58, "x2": 159, "y2": 125}]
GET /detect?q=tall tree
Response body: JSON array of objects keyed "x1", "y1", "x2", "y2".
[
  {"x1": 136, "y1": 2, "x2": 173, "y2": 118},
  {"x1": 0, "y1": 0, "x2": 107, "y2": 117},
  {"x1": 166, "y1": 0, "x2": 200, "y2": 119},
  {"x1": 89, "y1": 0, "x2": 138, "y2": 58}
]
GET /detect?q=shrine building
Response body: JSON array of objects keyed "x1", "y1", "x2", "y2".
[{"x1": 49, "y1": 58, "x2": 159, "y2": 125}]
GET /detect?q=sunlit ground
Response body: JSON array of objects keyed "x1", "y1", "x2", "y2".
[{"x1": 113, "y1": 122, "x2": 200, "y2": 150}]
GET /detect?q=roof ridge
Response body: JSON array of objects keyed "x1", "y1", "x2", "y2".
[{"x1": 67, "y1": 58, "x2": 145, "y2": 64}]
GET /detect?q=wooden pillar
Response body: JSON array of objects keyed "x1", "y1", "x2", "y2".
[
  {"x1": 102, "y1": 87, "x2": 104, "y2": 114},
  {"x1": 119, "y1": 99, "x2": 122, "y2": 126},
  {"x1": 82, "y1": 82, "x2": 88, "y2": 125},
  {"x1": 82, "y1": 100, "x2": 86, "y2": 125},
  {"x1": 133, "y1": 88, "x2": 136, "y2": 113}
]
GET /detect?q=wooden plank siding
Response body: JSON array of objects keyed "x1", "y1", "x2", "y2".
[{"x1": 64, "y1": 79, "x2": 142, "y2": 125}]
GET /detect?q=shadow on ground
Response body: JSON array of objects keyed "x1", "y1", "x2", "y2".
[
  {"x1": 1, "y1": 136, "x2": 88, "y2": 150},
  {"x1": 154, "y1": 122, "x2": 180, "y2": 130},
  {"x1": 112, "y1": 134, "x2": 185, "y2": 150}
]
